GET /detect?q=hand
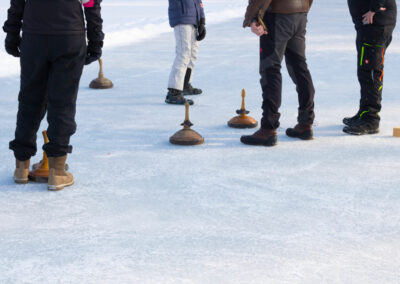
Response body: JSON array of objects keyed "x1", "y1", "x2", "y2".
[
  {"x1": 362, "y1": 8, "x2": 386, "y2": 25},
  {"x1": 85, "y1": 41, "x2": 103, "y2": 65},
  {"x1": 5, "y1": 32, "x2": 21, "y2": 57},
  {"x1": 251, "y1": 21, "x2": 268, "y2": 37},
  {"x1": 197, "y1": 18, "x2": 206, "y2": 41}
]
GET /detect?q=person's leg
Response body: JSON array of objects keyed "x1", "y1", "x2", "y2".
[
  {"x1": 43, "y1": 34, "x2": 86, "y2": 157},
  {"x1": 343, "y1": 32, "x2": 365, "y2": 126},
  {"x1": 167, "y1": 25, "x2": 195, "y2": 104},
  {"x1": 343, "y1": 26, "x2": 393, "y2": 135},
  {"x1": 186, "y1": 30, "x2": 198, "y2": 82},
  {"x1": 260, "y1": 13, "x2": 292, "y2": 130},
  {"x1": 285, "y1": 13, "x2": 315, "y2": 126},
  {"x1": 183, "y1": 36, "x2": 202, "y2": 95},
  {"x1": 241, "y1": 13, "x2": 293, "y2": 147},
  {"x1": 9, "y1": 33, "x2": 49, "y2": 161},
  {"x1": 168, "y1": 25, "x2": 195, "y2": 91},
  {"x1": 358, "y1": 26, "x2": 393, "y2": 118}
]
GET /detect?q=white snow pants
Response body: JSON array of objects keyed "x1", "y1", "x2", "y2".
[{"x1": 168, "y1": 24, "x2": 199, "y2": 91}]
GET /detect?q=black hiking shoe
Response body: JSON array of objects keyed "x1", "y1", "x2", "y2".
[
  {"x1": 343, "y1": 110, "x2": 362, "y2": 126},
  {"x1": 240, "y1": 128, "x2": 277, "y2": 147},
  {"x1": 343, "y1": 118, "x2": 379, "y2": 135},
  {"x1": 165, "y1": 88, "x2": 194, "y2": 105},
  {"x1": 286, "y1": 123, "x2": 313, "y2": 140},
  {"x1": 183, "y1": 83, "x2": 202, "y2": 96},
  {"x1": 183, "y1": 68, "x2": 202, "y2": 96}
]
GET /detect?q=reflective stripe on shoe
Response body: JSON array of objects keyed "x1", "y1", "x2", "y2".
[{"x1": 48, "y1": 180, "x2": 74, "y2": 191}]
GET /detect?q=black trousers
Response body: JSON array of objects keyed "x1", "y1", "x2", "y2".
[
  {"x1": 356, "y1": 25, "x2": 394, "y2": 121},
  {"x1": 259, "y1": 13, "x2": 315, "y2": 130},
  {"x1": 10, "y1": 33, "x2": 86, "y2": 161}
]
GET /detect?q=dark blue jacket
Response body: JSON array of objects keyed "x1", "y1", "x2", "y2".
[{"x1": 168, "y1": 0, "x2": 205, "y2": 28}]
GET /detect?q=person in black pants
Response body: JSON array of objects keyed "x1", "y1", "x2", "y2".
[
  {"x1": 240, "y1": 0, "x2": 315, "y2": 147},
  {"x1": 3, "y1": 0, "x2": 104, "y2": 190},
  {"x1": 343, "y1": 0, "x2": 397, "y2": 135}
]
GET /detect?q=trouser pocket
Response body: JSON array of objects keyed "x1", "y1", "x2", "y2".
[{"x1": 359, "y1": 43, "x2": 384, "y2": 70}]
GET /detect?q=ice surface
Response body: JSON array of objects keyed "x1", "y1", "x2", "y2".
[{"x1": 0, "y1": 0, "x2": 400, "y2": 283}]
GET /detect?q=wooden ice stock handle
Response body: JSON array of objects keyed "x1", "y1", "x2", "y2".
[
  {"x1": 185, "y1": 101, "x2": 190, "y2": 121},
  {"x1": 98, "y1": 58, "x2": 104, "y2": 79},
  {"x1": 241, "y1": 89, "x2": 246, "y2": 110},
  {"x1": 42, "y1": 130, "x2": 50, "y2": 144},
  {"x1": 258, "y1": 15, "x2": 268, "y2": 33}
]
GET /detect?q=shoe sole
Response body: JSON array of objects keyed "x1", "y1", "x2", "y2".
[
  {"x1": 14, "y1": 178, "x2": 28, "y2": 184},
  {"x1": 165, "y1": 99, "x2": 194, "y2": 105},
  {"x1": 240, "y1": 137, "x2": 277, "y2": 147},
  {"x1": 183, "y1": 92, "x2": 202, "y2": 96},
  {"x1": 48, "y1": 180, "x2": 74, "y2": 191},
  {"x1": 343, "y1": 127, "x2": 379, "y2": 135}
]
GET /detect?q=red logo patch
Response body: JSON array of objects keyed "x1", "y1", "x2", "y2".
[
  {"x1": 365, "y1": 59, "x2": 369, "y2": 64},
  {"x1": 200, "y1": 3, "x2": 204, "y2": 8},
  {"x1": 83, "y1": 0, "x2": 94, "y2": 8},
  {"x1": 260, "y1": 48, "x2": 263, "y2": 53}
]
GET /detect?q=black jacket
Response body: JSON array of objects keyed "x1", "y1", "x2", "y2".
[
  {"x1": 3, "y1": 0, "x2": 104, "y2": 42},
  {"x1": 348, "y1": 0, "x2": 397, "y2": 29}
]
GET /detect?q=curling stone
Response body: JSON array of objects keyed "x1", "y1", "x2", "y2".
[
  {"x1": 228, "y1": 89, "x2": 258, "y2": 128},
  {"x1": 29, "y1": 131, "x2": 68, "y2": 183},
  {"x1": 89, "y1": 58, "x2": 114, "y2": 89},
  {"x1": 394, "y1": 127, "x2": 400, "y2": 137},
  {"x1": 170, "y1": 102, "x2": 204, "y2": 146}
]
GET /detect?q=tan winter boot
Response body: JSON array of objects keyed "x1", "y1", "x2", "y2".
[
  {"x1": 48, "y1": 155, "x2": 74, "y2": 191},
  {"x1": 14, "y1": 159, "x2": 30, "y2": 184}
]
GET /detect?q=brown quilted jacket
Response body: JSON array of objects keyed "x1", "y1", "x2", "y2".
[{"x1": 243, "y1": 0, "x2": 313, "y2": 27}]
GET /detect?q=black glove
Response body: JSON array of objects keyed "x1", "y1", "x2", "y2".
[
  {"x1": 85, "y1": 40, "x2": 103, "y2": 65},
  {"x1": 5, "y1": 32, "x2": 21, "y2": 57},
  {"x1": 197, "y1": 18, "x2": 206, "y2": 41}
]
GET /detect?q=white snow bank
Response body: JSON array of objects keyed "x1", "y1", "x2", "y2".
[
  {"x1": 0, "y1": 1, "x2": 246, "y2": 77},
  {"x1": 105, "y1": 8, "x2": 246, "y2": 48}
]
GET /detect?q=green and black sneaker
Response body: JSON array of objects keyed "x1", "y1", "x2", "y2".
[
  {"x1": 343, "y1": 109, "x2": 378, "y2": 127},
  {"x1": 343, "y1": 117, "x2": 379, "y2": 135},
  {"x1": 343, "y1": 110, "x2": 362, "y2": 126}
]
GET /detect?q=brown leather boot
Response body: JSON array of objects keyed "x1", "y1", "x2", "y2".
[
  {"x1": 48, "y1": 155, "x2": 74, "y2": 191},
  {"x1": 14, "y1": 159, "x2": 30, "y2": 184},
  {"x1": 286, "y1": 123, "x2": 313, "y2": 140},
  {"x1": 240, "y1": 128, "x2": 277, "y2": 146}
]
